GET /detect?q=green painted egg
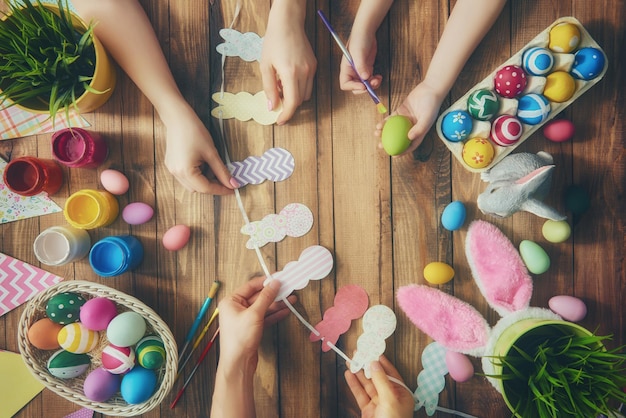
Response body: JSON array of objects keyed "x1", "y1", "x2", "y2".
[
  {"x1": 45, "y1": 292, "x2": 86, "y2": 325},
  {"x1": 467, "y1": 89, "x2": 499, "y2": 121},
  {"x1": 381, "y1": 115, "x2": 412, "y2": 156},
  {"x1": 136, "y1": 335, "x2": 166, "y2": 369},
  {"x1": 47, "y1": 349, "x2": 91, "y2": 379},
  {"x1": 519, "y1": 240, "x2": 550, "y2": 275}
]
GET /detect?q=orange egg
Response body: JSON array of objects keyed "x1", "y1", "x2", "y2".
[{"x1": 28, "y1": 318, "x2": 63, "y2": 350}]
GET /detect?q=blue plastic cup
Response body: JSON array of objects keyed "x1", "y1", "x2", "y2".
[{"x1": 89, "y1": 235, "x2": 144, "y2": 277}]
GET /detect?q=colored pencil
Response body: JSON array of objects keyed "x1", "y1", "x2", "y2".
[
  {"x1": 176, "y1": 307, "x2": 219, "y2": 375},
  {"x1": 317, "y1": 9, "x2": 388, "y2": 114},
  {"x1": 177, "y1": 281, "x2": 220, "y2": 367},
  {"x1": 170, "y1": 328, "x2": 220, "y2": 409}
]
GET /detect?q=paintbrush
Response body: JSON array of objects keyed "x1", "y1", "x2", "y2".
[
  {"x1": 317, "y1": 9, "x2": 387, "y2": 114},
  {"x1": 176, "y1": 307, "x2": 219, "y2": 375}
]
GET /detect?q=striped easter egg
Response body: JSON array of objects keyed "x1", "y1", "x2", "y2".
[
  {"x1": 102, "y1": 344, "x2": 136, "y2": 374},
  {"x1": 136, "y1": 335, "x2": 166, "y2": 369},
  {"x1": 522, "y1": 47, "x2": 554, "y2": 76},
  {"x1": 491, "y1": 115, "x2": 523, "y2": 146},
  {"x1": 57, "y1": 322, "x2": 100, "y2": 354},
  {"x1": 47, "y1": 349, "x2": 91, "y2": 379},
  {"x1": 517, "y1": 94, "x2": 551, "y2": 125},
  {"x1": 467, "y1": 89, "x2": 499, "y2": 121}
]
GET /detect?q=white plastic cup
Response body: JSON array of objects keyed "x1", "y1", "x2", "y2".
[{"x1": 33, "y1": 226, "x2": 91, "y2": 266}]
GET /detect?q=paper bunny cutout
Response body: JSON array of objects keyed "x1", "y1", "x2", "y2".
[
  {"x1": 477, "y1": 151, "x2": 566, "y2": 221},
  {"x1": 216, "y1": 28, "x2": 263, "y2": 62},
  {"x1": 242, "y1": 203, "x2": 314, "y2": 249},
  {"x1": 350, "y1": 305, "x2": 397, "y2": 378},
  {"x1": 228, "y1": 147, "x2": 295, "y2": 186},
  {"x1": 397, "y1": 220, "x2": 561, "y2": 391}
]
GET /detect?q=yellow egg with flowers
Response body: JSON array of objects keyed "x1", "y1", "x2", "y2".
[{"x1": 462, "y1": 138, "x2": 495, "y2": 169}]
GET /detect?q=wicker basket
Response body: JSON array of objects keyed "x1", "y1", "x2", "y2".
[{"x1": 17, "y1": 280, "x2": 178, "y2": 416}]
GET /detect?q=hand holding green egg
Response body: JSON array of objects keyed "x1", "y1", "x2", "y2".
[{"x1": 381, "y1": 115, "x2": 412, "y2": 156}]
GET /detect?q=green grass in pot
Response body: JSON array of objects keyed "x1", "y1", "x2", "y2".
[
  {"x1": 0, "y1": 0, "x2": 101, "y2": 120},
  {"x1": 487, "y1": 329, "x2": 626, "y2": 418}
]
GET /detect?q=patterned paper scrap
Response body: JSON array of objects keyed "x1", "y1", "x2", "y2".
[
  {"x1": 242, "y1": 203, "x2": 313, "y2": 249},
  {"x1": 414, "y1": 342, "x2": 448, "y2": 415},
  {"x1": 63, "y1": 408, "x2": 94, "y2": 418},
  {"x1": 350, "y1": 305, "x2": 397, "y2": 378},
  {"x1": 228, "y1": 147, "x2": 294, "y2": 186},
  {"x1": 0, "y1": 158, "x2": 62, "y2": 224},
  {"x1": 0, "y1": 252, "x2": 64, "y2": 316},
  {"x1": 216, "y1": 28, "x2": 263, "y2": 62},
  {"x1": 266, "y1": 245, "x2": 334, "y2": 301},
  {"x1": 0, "y1": 101, "x2": 90, "y2": 140},
  {"x1": 310, "y1": 285, "x2": 369, "y2": 352},
  {"x1": 211, "y1": 91, "x2": 282, "y2": 125}
]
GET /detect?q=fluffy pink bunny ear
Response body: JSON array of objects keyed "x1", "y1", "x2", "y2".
[
  {"x1": 465, "y1": 220, "x2": 533, "y2": 317},
  {"x1": 397, "y1": 285, "x2": 490, "y2": 356}
]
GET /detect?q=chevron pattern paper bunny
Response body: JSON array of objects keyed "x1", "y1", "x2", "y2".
[{"x1": 228, "y1": 147, "x2": 295, "y2": 186}]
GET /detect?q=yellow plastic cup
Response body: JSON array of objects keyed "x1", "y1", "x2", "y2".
[{"x1": 64, "y1": 189, "x2": 119, "y2": 229}]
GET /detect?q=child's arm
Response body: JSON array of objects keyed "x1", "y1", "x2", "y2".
[
  {"x1": 382, "y1": 0, "x2": 508, "y2": 154},
  {"x1": 340, "y1": 0, "x2": 394, "y2": 92},
  {"x1": 72, "y1": 0, "x2": 237, "y2": 195},
  {"x1": 260, "y1": 0, "x2": 317, "y2": 125}
]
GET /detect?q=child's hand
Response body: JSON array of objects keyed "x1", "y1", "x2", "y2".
[
  {"x1": 339, "y1": 33, "x2": 382, "y2": 93},
  {"x1": 261, "y1": 12, "x2": 316, "y2": 125},
  {"x1": 375, "y1": 81, "x2": 445, "y2": 155},
  {"x1": 345, "y1": 355, "x2": 415, "y2": 418}
]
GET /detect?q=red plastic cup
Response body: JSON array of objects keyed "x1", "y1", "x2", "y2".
[
  {"x1": 3, "y1": 156, "x2": 63, "y2": 196},
  {"x1": 51, "y1": 128, "x2": 108, "y2": 168}
]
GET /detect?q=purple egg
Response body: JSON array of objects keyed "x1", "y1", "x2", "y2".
[
  {"x1": 122, "y1": 202, "x2": 154, "y2": 225},
  {"x1": 83, "y1": 368, "x2": 121, "y2": 402}
]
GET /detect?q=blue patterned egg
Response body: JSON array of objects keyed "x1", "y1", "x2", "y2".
[
  {"x1": 136, "y1": 335, "x2": 166, "y2": 370},
  {"x1": 522, "y1": 47, "x2": 554, "y2": 76},
  {"x1": 440, "y1": 110, "x2": 473, "y2": 142},
  {"x1": 571, "y1": 47, "x2": 605, "y2": 80},
  {"x1": 46, "y1": 292, "x2": 86, "y2": 325},
  {"x1": 47, "y1": 349, "x2": 91, "y2": 379},
  {"x1": 467, "y1": 89, "x2": 499, "y2": 121},
  {"x1": 517, "y1": 94, "x2": 551, "y2": 125}
]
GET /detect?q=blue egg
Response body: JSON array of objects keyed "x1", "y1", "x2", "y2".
[
  {"x1": 440, "y1": 110, "x2": 473, "y2": 142},
  {"x1": 571, "y1": 47, "x2": 605, "y2": 80},
  {"x1": 517, "y1": 94, "x2": 551, "y2": 125},
  {"x1": 120, "y1": 366, "x2": 157, "y2": 404},
  {"x1": 441, "y1": 201, "x2": 466, "y2": 231},
  {"x1": 522, "y1": 47, "x2": 554, "y2": 76}
]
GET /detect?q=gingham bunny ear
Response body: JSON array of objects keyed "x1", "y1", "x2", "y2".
[{"x1": 465, "y1": 220, "x2": 533, "y2": 317}]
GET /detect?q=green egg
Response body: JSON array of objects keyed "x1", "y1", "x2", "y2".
[
  {"x1": 381, "y1": 115, "x2": 412, "y2": 156},
  {"x1": 542, "y1": 220, "x2": 571, "y2": 243},
  {"x1": 136, "y1": 335, "x2": 166, "y2": 369},
  {"x1": 519, "y1": 240, "x2": 550, "y2": 275},
  {"x1": 45, "y1": 292, "x2": 86, "y2": 325}
]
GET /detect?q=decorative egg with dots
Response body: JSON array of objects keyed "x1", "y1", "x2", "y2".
[
  {"x1": 491, "y1": 115, "x2": 524, "y2": 147},
  {"x1": 462, "y1": 138, "x2": 495, "y2": 169},
  {"x1": 45, "y1": 292, "x2": 86, "y2": 325},
  {"x1": 467, "y1": 89, "x2": 499, "y2": 121},
  {"x1": 543, "y1": 71, "x2": 576, "y2": 103},
  {"x1": 58, "y1": 322, "x2": 100, "y2": 354},
  {"x1": 136, "y1": 335, "x2": 166, "y2": 370},
  {"x1": 102, "y1": 344, "x2": 136, "y2": 374},
  {"x1": 47, "y1": 349, "x2": 91, "y2": 379},
  {"x1": 440, "y1": 110, "x2": 473, "y2": 142},
  {"x1": 571, "y1": 47, "x2": 605, "y2": 80},
  {"x1": 548, "y1": 22, "x2": 581, "y2": 53},
  {"x1": 494, "y1": 65, "x2": 527, "y2": 98},
  {"x1": 517, "y1": 94, "x2": 551, "y2": 125},
  {"x1": 522, "y1": 47, "x2": 554, "y2": 76}
]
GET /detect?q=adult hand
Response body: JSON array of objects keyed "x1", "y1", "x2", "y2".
[{"x1": 345, "y1": 355, "x2": 415, "y2": 418}]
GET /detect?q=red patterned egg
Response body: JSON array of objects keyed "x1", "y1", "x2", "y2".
[
  {"x1": 102, "y1": 344, "x2": 136, "y2": 374},
  {"x1": 491, "y1": 115, "x2": 523, "y2": 146},
  {"x1": 494, "y1": 65, "x2": 527, "y2": 98}
]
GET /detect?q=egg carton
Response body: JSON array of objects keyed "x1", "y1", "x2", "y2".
[{"x1": 435, "y1": 16, "x2": 608, "y2": 172}]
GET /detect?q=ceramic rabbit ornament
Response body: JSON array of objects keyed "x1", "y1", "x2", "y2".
[
  {"x1": 477, "y1": 151, "x2": 566, "y2": 221},
  {"x1": 397, "y1": 220, "x2": 563, "y2": 392}
]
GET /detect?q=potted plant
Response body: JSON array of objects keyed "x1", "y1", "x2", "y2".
[
  {"x1": 488, "y1": 319, "x2": 626, "y2": 418},
  {"x1": 0, "y1": 0, "x2": 116, "y2": 120}
]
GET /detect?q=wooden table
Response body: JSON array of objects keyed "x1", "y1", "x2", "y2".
[{"x1": 2, "y1": 1, "x2": 624, "y2": 417}]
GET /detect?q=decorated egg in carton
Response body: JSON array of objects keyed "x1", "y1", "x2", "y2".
[{"x1": 436, "y1": 16, "x2": 607, "y2": 172}]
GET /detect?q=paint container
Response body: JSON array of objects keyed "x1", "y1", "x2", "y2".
[
  {"x1": 33, "y1": 226, "x2": 91, "y2": 266},
  {"x1": 64, "y1": 189, "x2": 119, "y2": 229},
  {"x1": 89, "y1": 235, "x2": 144, "y2": 277},
  {"x1": 3, "y1": 157, "x2": 63, "y2": 196},
  {"x1": 51, "y1": 128, "x2": 108, "y2": 168}
]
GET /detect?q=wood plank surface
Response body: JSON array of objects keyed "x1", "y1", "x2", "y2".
[{"x1": 2, "y1": 0, "x2": 624, "y2": 417}]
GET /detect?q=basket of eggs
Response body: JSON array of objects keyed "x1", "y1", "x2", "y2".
[{"x1": 17, "y1": 280, "x2": 178, "y2": 416}]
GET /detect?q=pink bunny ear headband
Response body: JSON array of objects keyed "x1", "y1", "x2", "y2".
[{"x1": 397, "y1": 220, "x2": 561, "y2": 391}]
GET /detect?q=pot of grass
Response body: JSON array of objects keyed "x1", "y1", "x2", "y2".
[
  {"x1": 485, "y1": 319, "x2": 626, "y2": 418},
  {"x1": 0, "y1": 0, "x2": 116, "y2": 120}
]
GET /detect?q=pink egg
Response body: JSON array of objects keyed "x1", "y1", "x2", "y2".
[
  {"x1": 102, "y1": 344, "x2": 136, "y2": 374},
  {"x1": 80, "y1": 297, "x2": 118, "y2": 331},
  {"x1": 100, "y1": 169, "x2": 129, "y2": 195},
  {"x1": 445, "y1": 350, "x2": 474, "y2": 382},
  {"x1": 491, "y1": 115, "x2": 523, "y2": 146},
  {"x1": 548, "y1": 295, "x2": 587, "y2": 322},
  {"x1": 162, "y1": 224, "x2": 191, "y2": 251},
  {"x1": 494, "y1": 65, "x2": 527, "y2": 98},
  {"x1": 122, "y1": 202, "x2": 154, "y2": 225},
  {"x1": 83, "y1": 367, "x2": 121, "y2": 402},
  {"x1": 543, "y1": 118, "x2": 575, "y2": 142}
]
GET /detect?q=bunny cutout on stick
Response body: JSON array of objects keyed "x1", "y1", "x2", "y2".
[{"x1": 477, "y1": 152, "x2": 566, "y2": 221}]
